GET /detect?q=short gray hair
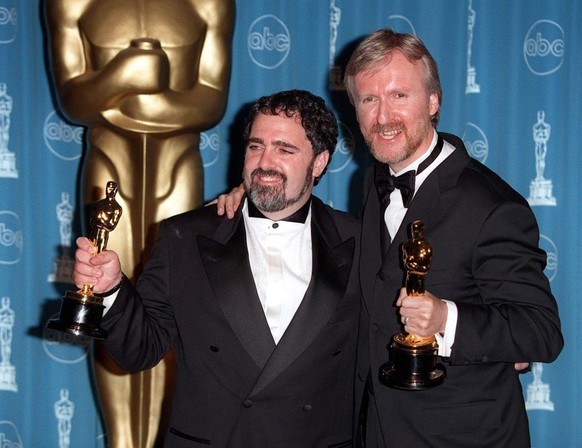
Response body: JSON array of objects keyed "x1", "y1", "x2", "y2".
[{"x1": 344, "y1": 29, "x2": 442, "y2": 126}]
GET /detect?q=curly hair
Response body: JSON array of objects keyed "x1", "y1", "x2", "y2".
[{"x1": 243, "y1": 90, "x2": 338, "y2": 182}]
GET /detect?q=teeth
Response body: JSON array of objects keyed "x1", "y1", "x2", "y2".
[
  {"x1": 379, "y1": 129, "x2": 401, "y2": 138},
  {"x1": 257, "y1": 175, "x2": 279, "y2": 182}
]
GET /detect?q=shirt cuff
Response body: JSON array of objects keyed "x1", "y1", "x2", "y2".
[
  {"x1": 99, "y1": 275, "x2": 124, "y2": 316},
  {"x1": 435, "y1": 299, "x2": 458, "y2": 357},
  {"x1": 102, "y1": 290, "x2": 119, "y2": 316}
]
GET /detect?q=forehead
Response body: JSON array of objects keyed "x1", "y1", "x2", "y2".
[
  {"x1": 355, "y1": 51, "x2": 426, "y2": 90},
  {"x1": 250, "y1": 112, "x2": 308, "y2": 140}
]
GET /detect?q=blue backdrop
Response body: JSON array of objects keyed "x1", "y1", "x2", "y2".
[{"x1": 0, "y1": 1, "x2": 579, "y2": 446}]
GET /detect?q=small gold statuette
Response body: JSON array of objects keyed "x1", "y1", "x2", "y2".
[
  {"x1": 47, "y1": 181, "x2": 122, "y2": 340},
  {"x1": 379, "y1": 220, "x2": 446, "y2": 390}
]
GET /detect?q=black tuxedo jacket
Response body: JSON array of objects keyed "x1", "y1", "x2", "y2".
[
  {"x1": 357, "y1": 133, "x2": 563, "y2": 447},
  {"x1": 102, "y1": 196, "x2": 360, "y2": 448}
]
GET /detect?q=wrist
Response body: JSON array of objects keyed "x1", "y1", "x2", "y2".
[{"x1": 94, "y1": 275, "x2": 124, "y2": 298}]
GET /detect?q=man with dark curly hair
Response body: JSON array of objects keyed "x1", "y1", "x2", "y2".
[{"x1": 72, "y1": 90, "x2": 360, "y2": 448}]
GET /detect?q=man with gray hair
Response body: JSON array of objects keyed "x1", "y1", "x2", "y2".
[{"x1": 345, "y1": 28, "x2": 562, "y2": 448}]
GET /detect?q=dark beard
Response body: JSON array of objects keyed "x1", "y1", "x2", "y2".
[{"x1": 247, "y1": 164, "x2": 313, "y2": 213}]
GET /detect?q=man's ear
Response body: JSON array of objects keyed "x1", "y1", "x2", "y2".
[
  {"x1": 429, "y1": 92, "x2": 439, "y2": 118},
  {"x1": 312, "y1": 150, "x2": 330, "y2": 178}
]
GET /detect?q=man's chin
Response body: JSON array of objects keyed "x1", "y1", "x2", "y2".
[
  {"x1": 255, "y1": 201, "x2": 286, "y2": 214},
  {"x1": 249, "y1": 190, "x2": 286, "y2": 213},
  {"x1": 370, "y1": 140, "x2": 410, "y2": 166},
  {"x1": 369, "y1": 147, "x2": 393, "y2": 165}
]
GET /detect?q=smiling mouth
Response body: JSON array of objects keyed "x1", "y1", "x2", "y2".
[
  {"x1": 378, "y1": 128, "x2": 403, "y2": 139},
  {"x1": 252, "y1": 169, "x2": 285, "y2": 184},
  {"x1": 255, "y1": 175, "x2": 281, "y2": 183}
]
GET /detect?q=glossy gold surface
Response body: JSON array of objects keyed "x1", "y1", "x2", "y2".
[
  {"x1": 401, "y1": 220, "x2": 435, "y2": 345},
  {"x1": 46, "y1": 1, "x2": 234, "y2": 445},
  {"x1": 80, "y1": 181, "x2": 122, "y2": 296},
  {"x1": 88, "y1": 181, "x2": 122, "y2": 254},
  {"x1": 380, "y1": 220, "x2": 445, "y2": 389},
  {"x1": 47, "y1": 182, "x2": 121, "y2": 340},
  {"x1": 402, "y1": 220, "x2": 433, "y2": 290}
]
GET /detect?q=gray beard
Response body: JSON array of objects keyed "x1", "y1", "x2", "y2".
[{"x1": 247, "y1": 163, "x2": 313, "y2": 213}]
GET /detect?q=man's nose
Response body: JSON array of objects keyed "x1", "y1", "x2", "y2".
[
  {"x1": 376, "y1": 99, "x2": 392, "y2": 125},
  {"x1": 258, "y1": 148, "x2": 276, "y2": 169}
]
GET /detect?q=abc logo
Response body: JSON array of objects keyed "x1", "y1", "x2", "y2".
[
  {"x1": 247, "y1": 15, "x2": 291, "y2": 69},
  {"x1": 201, "y1": 128, "x2": 221, "y2": 168},
  {"x1": 0, "y1": 211, "x2": 23, "y2": 265},
  {"x1": 386, "y1": 15, "x2": 416, "y2": 36},
  {"x1": 540, "y1": 234, "x2": 558, "y2": 282},
  {"x1": 523, "y1": 20, "x2": 565, "y2": 76},
  {"x1": 43, "y1": 110, "x2": 83, "y2": 161},
  {"x1": 462, "y1": 122, "x2": 488, "y2": 164},
  {"x1": 328, "y1": 121, "x2": 355, "y2": 174},
  {"x1": 0, "y1": 5, "x2": 17, "y2": 44},
  {"x1": 43, "y1": 320, "x2": 91, "y2": 364}
]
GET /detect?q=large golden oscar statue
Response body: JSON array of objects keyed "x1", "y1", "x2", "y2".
[
  {"x1": 379, "y1": 220, "x2": 446, "y2": 390},
  {"x1": 45, "y1": 1, "x2": 234, "y2": 446}
]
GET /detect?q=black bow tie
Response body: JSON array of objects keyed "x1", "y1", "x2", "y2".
[
  {"x1": 374, "y1": 135, "x2": 444, "y2": 208},
  {"x1": 375, "y1": 167, "x2": 415, "y2": 207}
]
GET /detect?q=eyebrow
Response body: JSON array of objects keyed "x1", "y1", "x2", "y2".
[{"x1": 247, "y1": 137, "x2": 299, "y2": 151}]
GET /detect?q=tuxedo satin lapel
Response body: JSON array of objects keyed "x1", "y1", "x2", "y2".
[
  {"x1": 378, "y1": 141, "x2": 466, "y2": 284},
  {"x1": 375, "y1": 167, "x2": 444, "y2": 312},
  {"x1": 371, "y1": 135, "x2": 469, "y2": 312},
  {"x1": 248, "y1": 203, "x2": 355, "y2": 396},
  {"x1": 199, "y1": 218, "x2": 275, "y2": 369},
  {"x1": 394, "y1": 134, "x2": 470, "y2": 245},
  {"x1": 361, "y1": 177, "x2": 384, "y2": 308},
  {"x1": 382, "y1": 163, "x2": 443, "y2": 261},
  {"x1": 394, "y1": 175, "x2": 441, "y2": 247}
]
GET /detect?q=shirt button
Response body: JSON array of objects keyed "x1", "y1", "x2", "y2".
[
  {"x1": 272, "y1": 222, "x2": 279, "y2": 229},
  {"x1": 302, "y1": 404, "x2": 312, "y2": 412},
  {"x1": 243, "y1": 399, "x2": 253, "y2": 408}
]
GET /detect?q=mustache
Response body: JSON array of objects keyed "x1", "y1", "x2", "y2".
[
  {"x1": 251, "y1": 168, "x2": 287, "y2": 182},
  {"x1": 371, "y1": 122, "x2": 404, "y2": 133}
]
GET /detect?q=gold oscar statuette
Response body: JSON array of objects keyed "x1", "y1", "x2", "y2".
[
  {"x1": 47, "y1": 181, "x2": 122, "y2": 340},
  {"x1": 379, "y1": 220, "x2": 446, "y2": 390}
]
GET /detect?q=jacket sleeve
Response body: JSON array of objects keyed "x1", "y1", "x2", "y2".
[
  {"x1": 451, "y1": 200, "x2": 563, "y2": 364},
  {"x1": 101, "y1": 220, "x2": 178, "y2": 372}
]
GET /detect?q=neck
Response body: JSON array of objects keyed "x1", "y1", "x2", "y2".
[{"x1": 248, "y1": 196, "x2": 312, "y2": 223}]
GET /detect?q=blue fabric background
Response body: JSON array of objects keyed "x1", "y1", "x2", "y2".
[{"x1": 0, "y1": 1, "x2": 578, "y2": 446}]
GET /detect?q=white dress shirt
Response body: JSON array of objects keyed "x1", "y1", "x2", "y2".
[
  {"x1": 104, "y1": 200, "x2": 313, "y2": 347},
  {"x1": 243, "y1": 199, "x2": 312, "y2": 344},
  {"x1": 384, "y1": 130, "x2": 457, "y2": 357}
]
